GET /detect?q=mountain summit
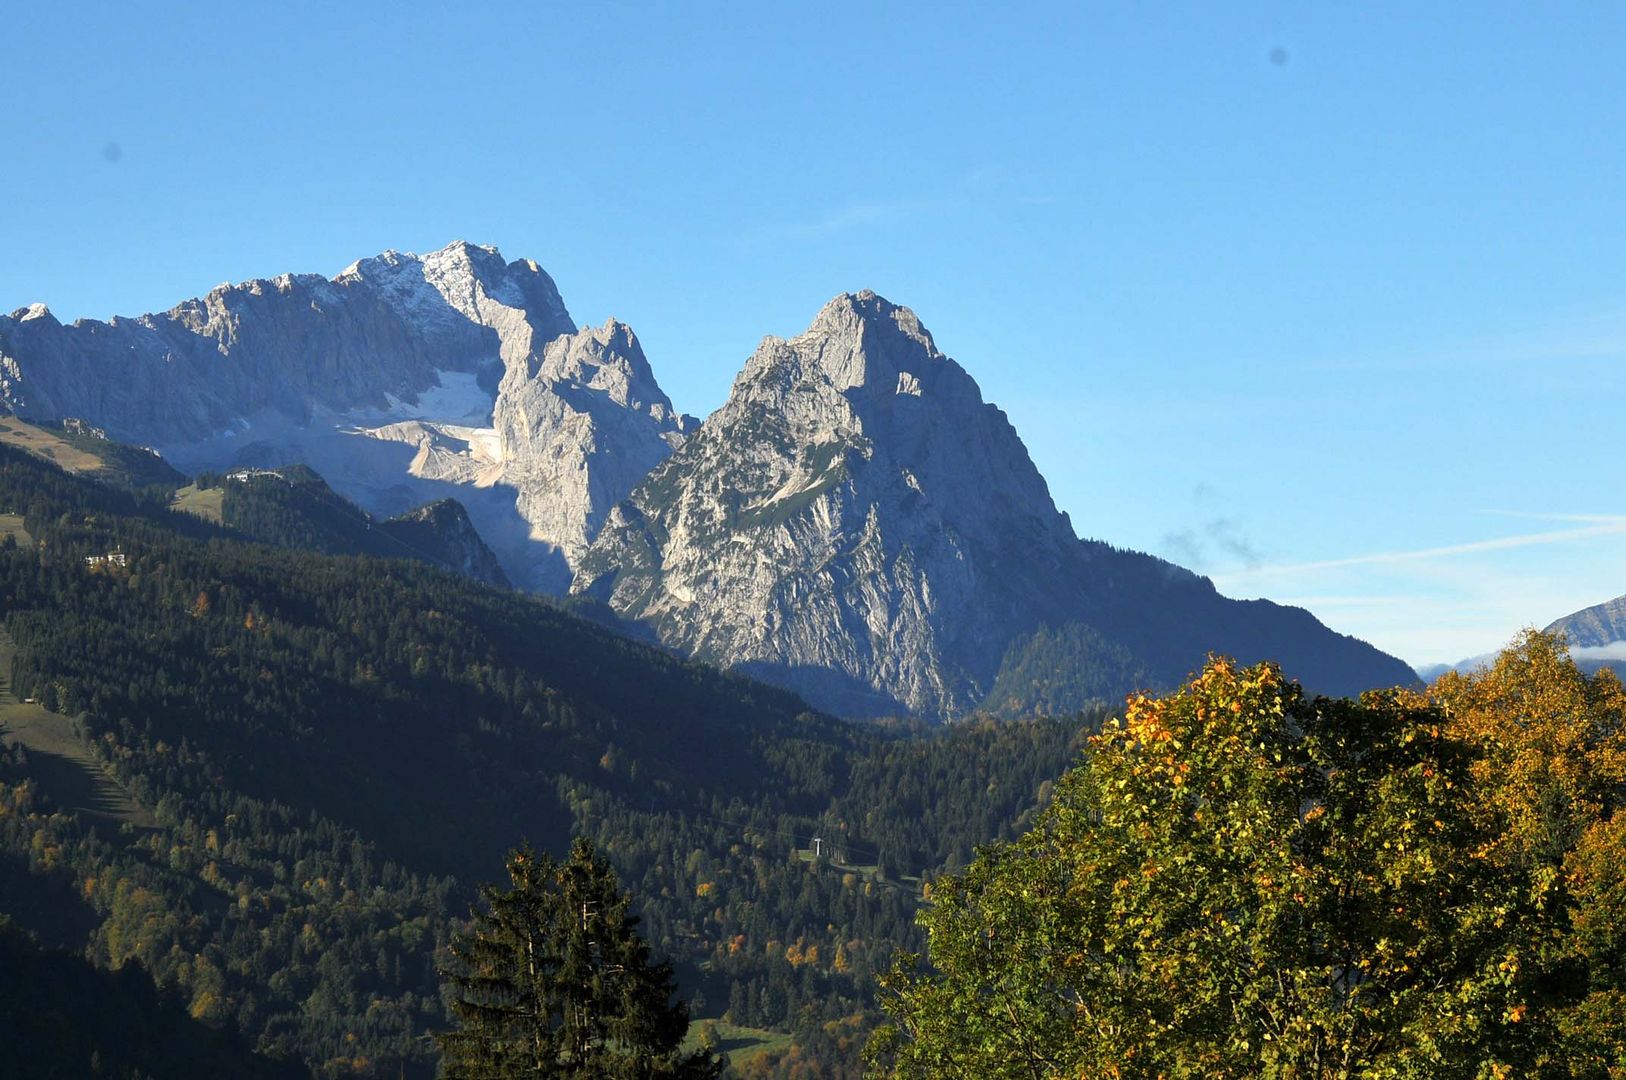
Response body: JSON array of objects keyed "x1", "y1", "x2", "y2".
[
  {"x1": 573, "y1": 291, "x2": 1417, "y2": 718},
  {"x1": 0, "y1": 255, "x2": 1415, "y2": 717},
  {"x1": 0, "y1": 241, "x2": 573, "y2": 447},
  {"x1": 0, "y1": 242, "x2": 689, "y2": 590}
]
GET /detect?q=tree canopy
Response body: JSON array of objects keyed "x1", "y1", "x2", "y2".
[
  {"x1": 437, "y1": 838, "x2": 722, "y2": 1078},
  {"x1": 870, "y1": 632, "x2": 1626, "y2": 1078}
]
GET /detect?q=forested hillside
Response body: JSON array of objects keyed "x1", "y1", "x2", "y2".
[
  {"x1": 0, "y1": 444, "x2": 1092, "y2": 1077},
  {"x1": 0, "y1": 916, "x2": 304, "y2": 1080},
  {"x1": 177, "y1": 464, "x2": 511, "y2": 587}
]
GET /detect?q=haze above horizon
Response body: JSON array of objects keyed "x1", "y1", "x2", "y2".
[{"x1": 5, "y1": 2, "x2": 1624, "y2": 668}]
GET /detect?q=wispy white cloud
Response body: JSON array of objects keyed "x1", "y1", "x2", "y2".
[
  {"x1": 746, "y1": 199, "x2": 936, "y2": 243},
  {"x1": 1476, "y1": 509, "x2": 1626, "y2": 524},
  {"x1": 1302, "y1": 308, "x2": 1626, "y2": 373},
  {"x1": 741, "y1": 163, "x2": 1055, "y2": 245},
  {"x1": 1214, "y1": 519, "x2": 1626, "y2": 583},
  {"x1": 1204, "y1": 514, "x2": 1626, "y2": 668}
]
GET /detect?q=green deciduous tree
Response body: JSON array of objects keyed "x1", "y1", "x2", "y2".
[
  {"x1": 869, "y1": 636, "x2": 1626, "y2": 1079},
  {"x1": 437, "y1": 838, "x2": 722, "y2": 1079}
]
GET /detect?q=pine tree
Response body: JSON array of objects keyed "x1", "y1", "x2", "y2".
[{"x1": 437, "y1": 838, "x2": 722, "y2": 1079}]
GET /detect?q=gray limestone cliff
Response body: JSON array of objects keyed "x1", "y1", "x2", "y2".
[
  {"x1": 0, "y1": 241, "x2": 572, "y2": 446},
  {"x1": 0, "y1": 242, "x2": 688, "y2": 592},
  {"x1": 574, "y1": 291, "x2": 1418, "y2": 719},
  {"x1": 495, "y1": 319, "x2": 692, "y2": 574}
]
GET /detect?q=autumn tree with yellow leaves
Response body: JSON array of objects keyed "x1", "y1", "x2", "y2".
[{"x1": 869, "y1": 632, "x2": 1626, "y2": 1079}]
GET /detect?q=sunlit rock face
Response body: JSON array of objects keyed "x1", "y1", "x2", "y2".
[
  {"x1": 572, "y1": 290, "x2": 1108, "y2": 718},
  {"x1": 0, "y1": 243, "x2": 688, "y2": 592},
  {"x1": 495, "y1": 319, "x2": 693, "y2": 579},
  {"x1": 574, "y1": 291, "x2": 1418, "y2": 720},
  {"x1": 0, "y1": 241, "x2": 572, "y2": 446},
  {"x1": 1, "y1": 253, "x2": 1417, "y2": 715}
]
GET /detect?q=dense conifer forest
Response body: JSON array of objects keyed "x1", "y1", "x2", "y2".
[
  {"x1": 0, "y1": 444, "x2": 1092, "y2": 1077},
  {"x1": 0, "y1": 916, "x2": 305, "y2": 1079}
]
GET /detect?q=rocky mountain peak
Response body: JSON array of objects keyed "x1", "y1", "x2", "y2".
[
  {"x1": 574, "y1": 291, "x2": 1416, "y2": 720},
  {"x1": 0, "y1": 240, "x2": 579, "y2": 448},
  {"x1": 12, "y1": 303, "x2": 56, "y2": 325},
  {"x1": 804, "y1": 289, "x2": 936, "y2": 348},
  {"x1": 532, "y1": 319, "x2": 672, "y2": 417},
  {"x1": 0, "y1": 246, "x2": 1415, "y2": 720},
  {"x1": 0, "y1": 241, "x2": 701, "y2": 598},
  {"x1": 731, "y1": 290, "x2": 1066, "y2": 545},
  {"x1": 330, "y1": 240, "x2": 572, "y2": 368},
  {"x1": 493, "y1": 318, "x2": 692, "y2": 590},
  {"x1": 744, "y1": 290, "x2": 943, "y2": 398},
  {"x1": 573, "y1": 292, "x2": 1091, "y2": 717}
]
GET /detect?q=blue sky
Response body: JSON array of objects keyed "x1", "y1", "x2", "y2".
[{"x1": 5, "y1": 2, "x2": 1626, "y2": 666}]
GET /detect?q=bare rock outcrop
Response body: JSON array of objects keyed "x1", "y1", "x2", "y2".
[{"x1": 574, "y1": 291, "x2": 1418, "y2": 718}]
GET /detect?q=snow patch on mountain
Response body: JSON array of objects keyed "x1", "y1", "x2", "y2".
[
  {"x1": 0, "y1": 242, "x2": 688, "y2": 592},
  {"x1": 348, "y1": 369, "x2": 496, "y2": 427}
]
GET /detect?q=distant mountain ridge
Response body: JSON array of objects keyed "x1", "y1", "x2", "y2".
[
  {"x1": 0, "y1": 242, "x2": 688, "y2": 591},
  {"x1": 1541, "y1": 592, "x2": 1626, "y2": 676},
  {"x1": 1547, "y1": 593, "x2": 1626, "y2": 649},
  {"x1": 1414, "y1": 594, "x2": 1626, "y2": 683},
  {"x1": 0, "y1": 246, "x2": 1418, "y2": 718},
  {"x1": 0, "y1": 242, "x2": 572, "y2": 446}
]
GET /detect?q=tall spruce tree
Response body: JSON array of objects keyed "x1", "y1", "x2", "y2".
[{"x1": 437, "y1": 838, "x2": 721, "y2": 1079}]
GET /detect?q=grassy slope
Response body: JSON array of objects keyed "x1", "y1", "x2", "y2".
[
  {"x1": 0, "y1": 625, "x2": 155, "y2": 828},
  {"x1": 0, "y1": 417, "x2": 182, "y2": 489},
  {"x1": 0, "y1": 417, "x2": 105, "y2": 473},
  {"x1": 170, "y1": 483, "x2": 225, "y2": 523}
]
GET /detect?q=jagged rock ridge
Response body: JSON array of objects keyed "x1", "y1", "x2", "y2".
[
  {"x1": 0, "y1": 242, "x2": 572, "y2": 446},
  {"x1": 1, "y1": 251, "x2": 1417, "y2": 718},
  {"x1": 0, "y1": 243, "x2": 689, "y2": 591},
  {"x1": 574, "y1": 291, "x2": 1418, "y2": 719}
]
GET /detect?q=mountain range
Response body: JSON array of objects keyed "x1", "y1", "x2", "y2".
[
  {"x1": 1413, "y1": 592, "x2": 1626, "y2": 683},
  {"x1": 1535, "y1": 592, "x2": 1626, "y2": 676},
  {"x1": 0, "y1": 242, "x2": 1418, "y2": 718}
]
